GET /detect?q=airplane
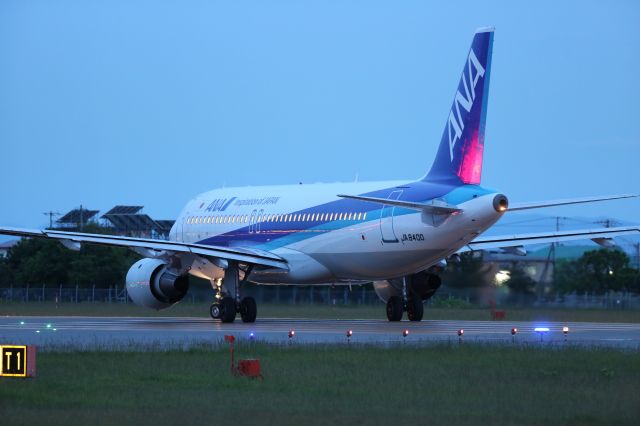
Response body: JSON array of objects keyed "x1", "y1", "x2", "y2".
[{"x1": 1, "y1": 27, "x2": 638, "y2": 323}]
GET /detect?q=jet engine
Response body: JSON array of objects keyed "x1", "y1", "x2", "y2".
[
  {"x1": 373, "y1": 271, "x2": 442, "y2": 303},
  {"x1": 126, "y1": 258, "x2": 189, "y2": 310}
]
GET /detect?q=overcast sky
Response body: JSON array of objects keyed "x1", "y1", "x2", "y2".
[{"x1": 1, "y1": 1, "x2": 639, "y2": 238}]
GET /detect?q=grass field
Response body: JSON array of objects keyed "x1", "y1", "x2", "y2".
[
  {"x1": 0, "y1": 343, "x2": 639, "y2": 425},
  {"x1": 1, "y1": 301, "x2": 640, "y2": 323}
]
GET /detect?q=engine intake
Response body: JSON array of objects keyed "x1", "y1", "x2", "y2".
[{"x1": 126, "y1": 258, "x2": 189, "y2": 310}]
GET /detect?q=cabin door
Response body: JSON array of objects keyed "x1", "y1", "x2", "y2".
[{"x1": 379, "y1": 190, "x2": 402, "y2": 243}]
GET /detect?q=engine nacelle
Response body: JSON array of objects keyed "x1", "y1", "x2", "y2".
[
  {"x1": 373, "y1": 272, "x2": 442, "y2": 303},
  {"x1": 126, "y1": 258, "x2": 189, "y2": 310},
  {"x1": 408, "y1": 271, "x2": 442, "y2": 301}
]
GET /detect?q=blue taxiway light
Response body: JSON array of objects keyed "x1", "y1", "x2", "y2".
[{"x1": 534, "y1": 327, "x2": 550, "y2": 332}]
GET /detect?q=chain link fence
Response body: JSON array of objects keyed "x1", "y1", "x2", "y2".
[{"x1": 1, "y1": 284, "x2": 639, "y2": 309}]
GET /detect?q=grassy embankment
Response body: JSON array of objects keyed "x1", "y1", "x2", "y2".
[
  {"x1": 1, "y1": 301, "x2": 640, "y2": 323},
  {"x1": 0, "y1": 343, "x2": 638, "y2": 425}
]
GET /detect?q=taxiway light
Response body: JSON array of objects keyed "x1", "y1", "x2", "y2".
[
  {"x1": 511, "y1": 327, "x2": 518, "y2": 335},
  {"x1": 19, "y1": 321, "x2": 25, "y2": 325},
  {"x1": 457, "y1": 329, "x2": 464, "y2": 337},
  {"x1": 46, "y1": 324, "x2": 52, "y2": 329},
  {"x1": 346, "y1": 330, "x2": 353, "y2": 338},
  {"x1": 562, "y1": 326, "x2": 569, "y2": 334},
  {"x1": 288, "y1": 330, "x2": 295, "y2": 339},
  {"x1": 534, "y1": 327, "x2": 549, "y2": 342},
  {"x1": 402, "y1": 329, "x2": 409, "y2": 338}
]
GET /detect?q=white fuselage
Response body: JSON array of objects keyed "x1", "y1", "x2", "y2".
[{"x1": 169, "y1": 181, "x2": 504, "y2": 285}]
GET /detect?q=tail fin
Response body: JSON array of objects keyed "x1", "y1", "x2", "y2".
[{"x1": 424, "y1": 27, "x2": 494, "y2": 185}]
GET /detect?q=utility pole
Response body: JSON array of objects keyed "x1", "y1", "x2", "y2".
[
  {"x1": 551, "y1": 216, "x2": 563, "y2": 289},
  {"x1": 595, "y1": 218, "x2": 619, "y2": 229},
  {"x1": 42, "y1": 211, "x2": 61, "y2": 229},
  {"x1": 79, "y1": 204, "x2": 84, "y2": 231}
]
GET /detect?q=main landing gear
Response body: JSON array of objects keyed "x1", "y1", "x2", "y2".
[
  {"x1": 386, "y1": 277, "x2": 424, "y2": 322},
  {"x1": 209, "y1": 263, "x2": 257, "y2": 323}
]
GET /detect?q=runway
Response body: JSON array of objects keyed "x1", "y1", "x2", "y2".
[{"x1": 1, "y1": 316, "x2": 639, "y2": 349}]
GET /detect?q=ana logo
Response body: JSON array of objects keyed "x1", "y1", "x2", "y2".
[
  {"x1": 448, "y1": 48, "x2": 485, "y2": 161},
  {"x1": 204, "y1": 197, "x2": 237, "y2": 212}
]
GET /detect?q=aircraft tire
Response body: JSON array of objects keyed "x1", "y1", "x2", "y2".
[
  {"x1": 407, "y1": 298, "x2": 424, "y2": 322},
  {"x1": 220, "y1": 297, "x2": 236, "y2": 323},
  {"x1": 210, "y1": 302, "x2": 222, "y2": 319},
  {"x1": 240, "y1": 297, "x2": 257, "y2": 323},
  {"x1": 386, "y1": 296, "x2": 403, "y2": 321}
]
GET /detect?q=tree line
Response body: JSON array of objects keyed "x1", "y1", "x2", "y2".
[
  {"x1": 442, "y1": 249, "x2": 640, "y2": 295},
  {"x1": 0, "y1": 224, "x2": 140, "y2": 287}
]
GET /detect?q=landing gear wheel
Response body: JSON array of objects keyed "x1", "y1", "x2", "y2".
[
  {"x1": 220, "y1": 297, "x2": 236, "y2": 323},
  {"x1": 407, "y1": 298, "x2": 424, "y2": 322},
  {"x1": 210, "y1": 302, "x2": 221, "y2": 319},
  {"x1": 239, "y1": 297, "x2": 257, "y2": 323},
  {"x1": 386, "y1": 296, "x2": 404, "y2": 322}
]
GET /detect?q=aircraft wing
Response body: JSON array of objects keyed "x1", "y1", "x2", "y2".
[
  {"x1": 508, "y1": 194, "x2": 638, "y2": 211},
  {"x1": 0, "y1": 226, "x2": 288, "y2": 269},
  {"x1": 463, "y1": 226, "x2": 640, "y2": 252}
]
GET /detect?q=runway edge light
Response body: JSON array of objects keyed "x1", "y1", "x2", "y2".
[{"x1": 0, "y1": 345, "x2": 37, "y2": 378}]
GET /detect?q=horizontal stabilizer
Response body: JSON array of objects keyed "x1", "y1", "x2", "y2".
[
  {"x1": 508, "y1": 194, "x2": 638, "y2": 211},
  {"x1": 337, "y1": 194, "x2": 461, "y2": 215},
  {"x1": 462, "y1": 226, "x2": 640, "y2": 252}
]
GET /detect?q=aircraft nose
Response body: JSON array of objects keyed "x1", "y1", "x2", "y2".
[{"x1": 493, "y1": 194, "x2": 509, "y2": 212}]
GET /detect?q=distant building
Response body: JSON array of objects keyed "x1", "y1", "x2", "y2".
[
  {"x1": 53, "y1": 205, "x2": 174, "y2": 239},
  {"x1": 101, "y1": 205, "x2": 174, "y2": 239},
  {"x1": 0, "y1": 240, "x2": 19, "y2": 258},
  {"x1": 56, "y1": 206, "x2": 100, "y2": 230},
  {"x1": 484, "y1": 244, "x2": 602, "y2": 296}
]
